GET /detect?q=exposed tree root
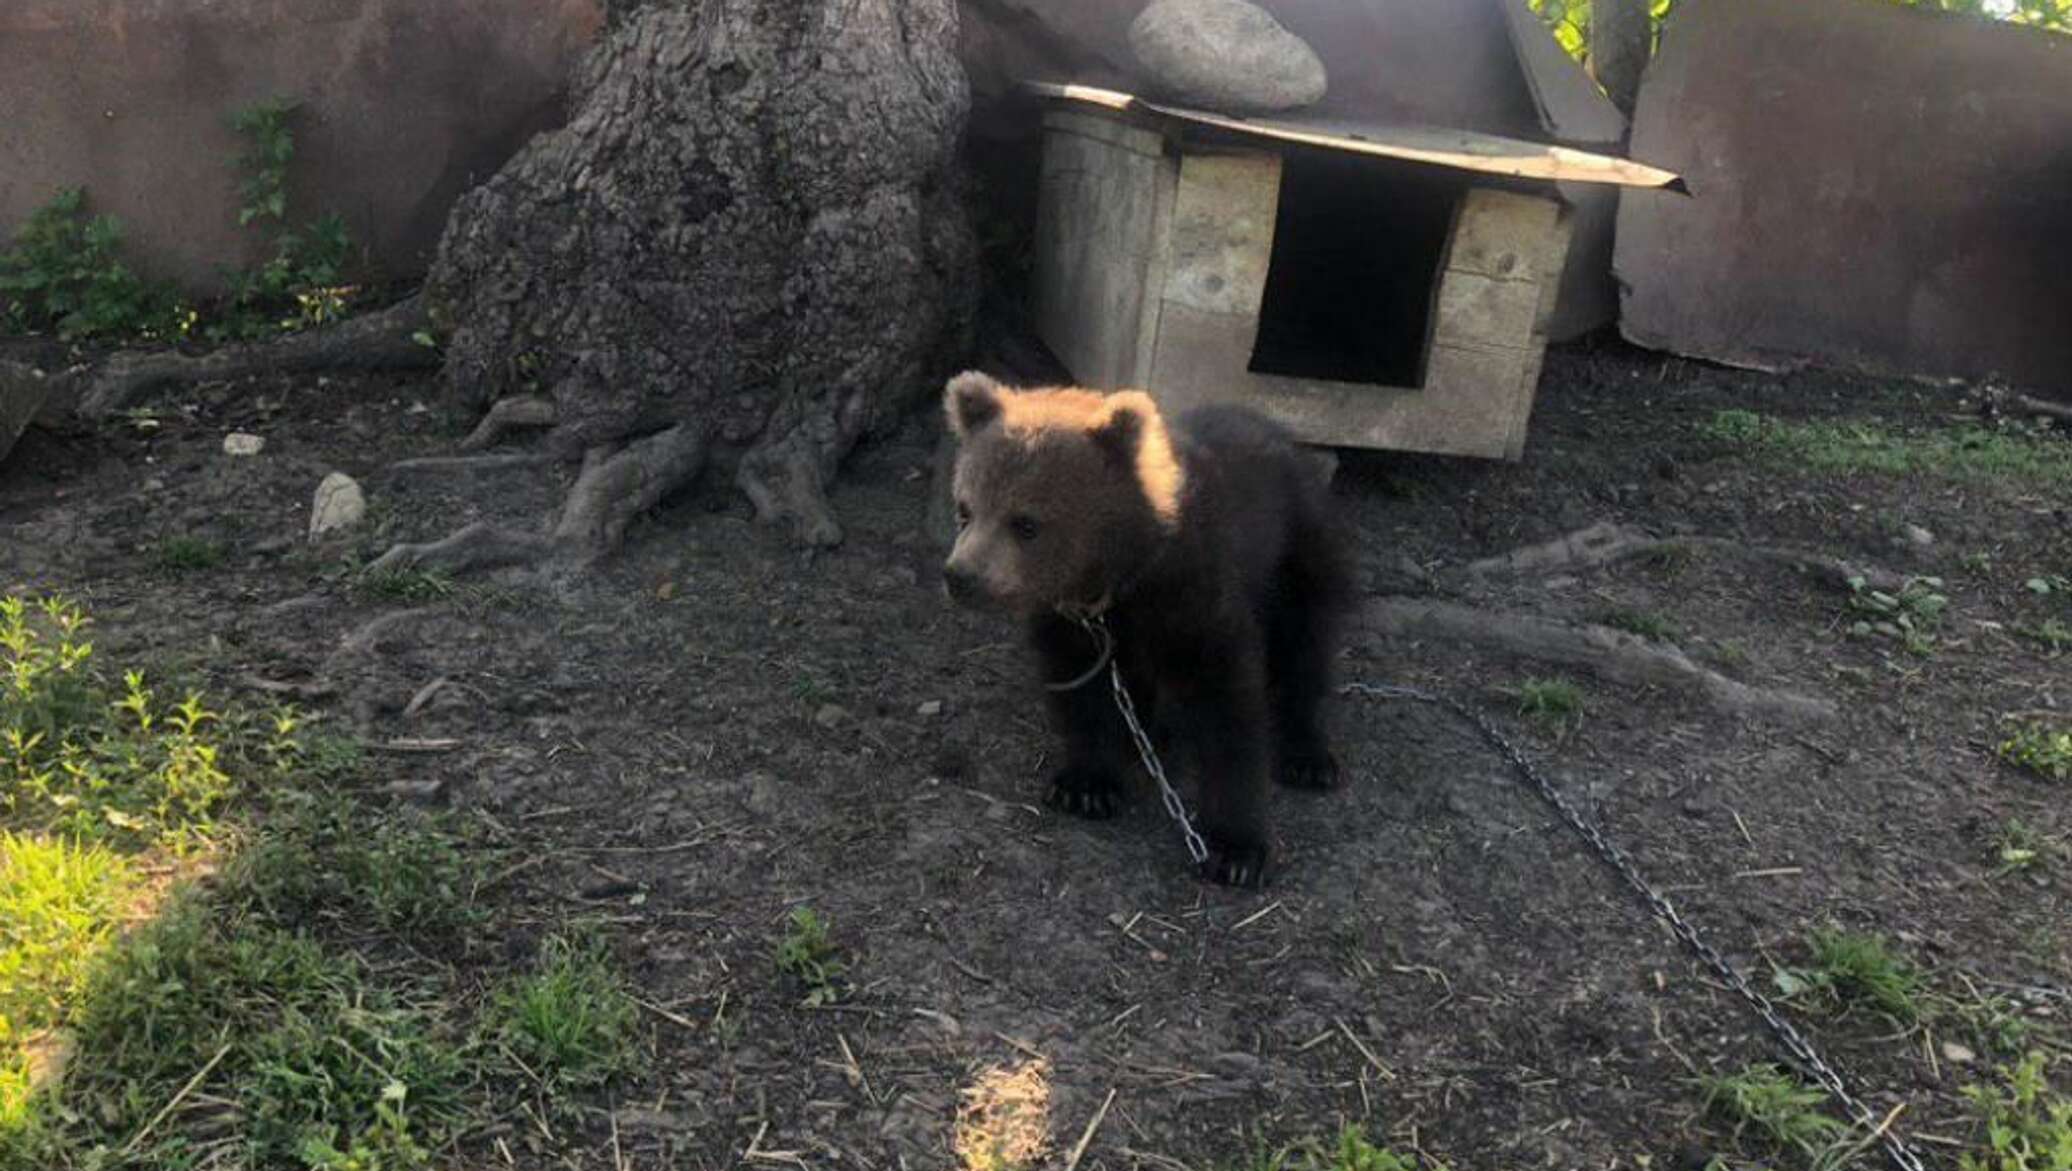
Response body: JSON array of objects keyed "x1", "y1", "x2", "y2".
[
  {"x1": 458, "y1": 395, "x2": 557, "y2": 452},
  {"x1": 366, "y1": 423, "x2": 707, "y2": 577},
  {"x1": 384, "y1": 453, "x2": 557, "y2": 480},
  {"x1": 736, "y1": 430, "x2": 844, "y2": 549},
  {"x1": 1359, "y1": 597, "x2": 1836, "y2": 725},
  {"x1": 1465, "y1": 521, "x2": 1912, "y2": 593},
  {"x1": 72, "y1": 295, "x2": 438, "y2": 419}
]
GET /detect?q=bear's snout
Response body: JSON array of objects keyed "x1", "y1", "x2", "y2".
[{"x1": 941, "y1": 563, "x2": 983, "y2": 607}]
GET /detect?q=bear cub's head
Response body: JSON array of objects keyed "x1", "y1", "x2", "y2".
[{"x1": 940, "y1": 370, "x2": 1184, "y2": 618}]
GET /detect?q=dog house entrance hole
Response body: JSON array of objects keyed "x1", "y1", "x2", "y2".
[{"x1": 1247, "y1": 150, "x2": 1462, "y2": 388}]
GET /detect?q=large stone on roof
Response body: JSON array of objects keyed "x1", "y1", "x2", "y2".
[{"x1": 1126, "y1": 0, "x2": 1327, "y2": 113}]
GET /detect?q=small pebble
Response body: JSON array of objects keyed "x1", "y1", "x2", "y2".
[
  {"x1": 917, "y1": 700, "x2": 943, "y2": 717},
  {"x1": 222, "y1": 432, "x2": 265, "y2": 456}
]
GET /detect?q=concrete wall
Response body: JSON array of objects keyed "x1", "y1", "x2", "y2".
[{"x1": 0, "y1": 0, "x2": 603, "y2": 294}]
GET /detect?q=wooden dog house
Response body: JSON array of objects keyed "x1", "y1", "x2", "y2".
[{"x1": 1025, "y1": 83, "x2": 1681, "y2": 459}]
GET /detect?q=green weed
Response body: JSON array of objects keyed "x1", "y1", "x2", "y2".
[
  {"x1": 487, "y1": 932, "x2": 639, "y2": 1090},
  {"x1": 1997, "y1": 720, "x2": 2072, "y2": 782},
  {"x1": 1517, "y1": 677, "x2": 1585, "y2": 730},
  {"x1": 1991, "y1": 817, "x2": 2052, "y2": 877},
  {"x1": 2016, "y1": 618, "x2": 2072, "y2": 653},
  {"x1": 775, "y1": 905, "x2": 846, "y2": 1007},
  {"x1": 1698, "y1": 1064, "x2": 1849, "y2": 1156},
  {"x1": 0, "y1": 187, "x2": 188, "y2": 341},
  {"x1": 356, "y1": 568, "x2": 457, "y2": 602},
  {"x1": 1775, "y1": 927, "x2": 1923, "y2": 1024},
  {"x1": 1958, "y1": 1052, "x2": 2072, "y2": 1171},
  {"x1": 157, "y1": 535, "x2": 225, "y2": 572},
  {"x1": 212, "y1": 99, "x2": 358, "y2": 340},
  {"x1": 1599, "y1": 607, "x2": 1678, "y2": 641},
  {"x1": 1845, "y1": 575, "x2": 1947, "y2": 656},
  {"x1": 233, "y1": 796, "x2": 484, "y2": 939}
]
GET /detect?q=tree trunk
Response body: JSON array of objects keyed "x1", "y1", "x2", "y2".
[
  {"x1": 1590, "y1": 0, "x2": 1651, "y2": 116},
  {"x1": 402, "y1": 0, "x2": 977, "y2": 563}
]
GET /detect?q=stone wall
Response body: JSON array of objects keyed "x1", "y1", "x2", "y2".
[{"x1": 0, "y1": 0, "x2": 602, "y2": 294}]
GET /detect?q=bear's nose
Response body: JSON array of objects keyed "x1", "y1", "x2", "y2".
[{"x1": 942, "y1": 564, "x2": 979, "y2": 603}]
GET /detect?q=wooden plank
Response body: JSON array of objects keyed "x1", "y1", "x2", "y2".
[
  {"x1": 1042, "y1": 109, "x2": 1169, "y2": 160},
  {"x1": 1445, "y1": 188, "x2": 1566, "y2": 281},
  {"x1": 1431, "y1": 270, "x2": 1543, "y2": 351},
  {"x1": 1164, "y1": 152, "x2": 1282, "y2": 317},
  {"x1": 1030, "y1": 123, "x2": 1167, "y2": 389}
]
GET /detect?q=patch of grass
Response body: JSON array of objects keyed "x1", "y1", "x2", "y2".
[
  {"x1": 1700, "y1": 410, "x2": 2072, "y2": 484},
  {"x1": 356, "y1": 567, "x2": 457, "y2": 602},
  {"x1": 1516, "y1": 676, "x2": 1584, "y2": 730},
  {"x1": 1698, "y1": 1064, "x2": 1850, "y2": 1157},
  {"x1": 157, "y1": 534, "x2": 226, "y2": 572},
  {"x1": 0, "y1": 187, "x2": 189, "y2": 341},
  {"x1": 1775, "y1": 927, "x2": 1924, "y2": 1024},
  {"x1": 775, "y1": 905, "x2": 846, "y2": 1007},
  {"x1": 487, "y1": 932, "x2": 639, "y2": 1090},
  {"x1": 1959, "y1": 1052, "x2": 2072, "y2": 1171},
  {"x1": 233, "y1": 796, "x2": 485, "y2": 939},
  {"x1": 0, "y1": 834, "x2": 132, "y2": 1044},
  {"x1": 1996, "y1": 720, "x2": 2072, "y2": 782},
  {"x1": 1599, "y1": 607, "x2": 1677, "y2": 641}
]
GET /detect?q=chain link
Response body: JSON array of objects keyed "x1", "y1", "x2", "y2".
[
  {"x1": 1341, "y1": 682, "x2": 1928, "y2": 1171},
  {"x1": 1063, "y1": 615, "x2": 1924, "y2": 1171},
  {"x1": 1067, "y1": 613, "x2": 1209, "y2": 865}
]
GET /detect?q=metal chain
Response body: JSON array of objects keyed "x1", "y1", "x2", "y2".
[
  {"x1": 1340, "y1": 682, "x2": 1928, "y2": 1171},
  {"x1": 1062, "y1": 614, "x2": 1924, "y2": 1170},
  {"x1": 1066, "y1": 612, "x2": 1209, "y2": 865}
]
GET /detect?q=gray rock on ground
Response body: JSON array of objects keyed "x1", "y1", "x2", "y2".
[
  {"x1": 310, "y1": 472, "x2": 367, "y2": 542},
  {"x1": 1127, "y1": 0, "x2": 1328, "y2": 114}
]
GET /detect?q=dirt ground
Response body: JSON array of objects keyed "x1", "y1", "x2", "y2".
[{"x1": 1, "y1": 338, "x2": 2066, "y2": 1170}]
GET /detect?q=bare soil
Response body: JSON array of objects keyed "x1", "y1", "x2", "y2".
[{"x1": 1, "y1": 339, "x2": 2066, "y2": 1170}]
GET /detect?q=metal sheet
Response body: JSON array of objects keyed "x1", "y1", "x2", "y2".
[
  {"x1": 1027, "y1": 83, "x2": 1683, "y2": 189},
  {"x1": 1617, "y1": 0, "x2": 2072, "y2": 394}
]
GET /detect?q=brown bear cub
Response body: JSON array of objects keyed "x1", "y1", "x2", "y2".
[{"x1": 940, "y1": 370, "x2": 1353, "y2": 888}]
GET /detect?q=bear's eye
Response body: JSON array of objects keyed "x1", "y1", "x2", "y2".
[
  {"x1": 954, "y1": 502, "x2": 972, "y2": 530},
  {"x1": 1008, "y1": 514, "x2": 1041, "y2": 542}
]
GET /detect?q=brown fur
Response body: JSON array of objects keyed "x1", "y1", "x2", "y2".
[{"x1": 940, "y1": 369, "x2": 1354, "y2": 888}]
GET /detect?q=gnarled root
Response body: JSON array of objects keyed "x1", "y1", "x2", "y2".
[
  {"x1": 736, "y1": 429, "x2": 843, "y2": 548},
  {"x1": 364, "y1": 423, "x2": 707, "y2": 578},
  {"x1": 1360, "y1": 597, "x2": 1836, "y2": 725},
  {"x1": 75, "y1": 295, "x2": 438, "y2": 419},
  {"x1": 458, "y1": 396, "x2": 557, "y2": 453}
]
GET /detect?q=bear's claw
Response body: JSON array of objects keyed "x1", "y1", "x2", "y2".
[
  {"x1": 1201, "y1": 837, "x2": 1271, "y2": 889},
  {"x1": 1046, "y1": 763, "x2": 1123, "y2": 820}
]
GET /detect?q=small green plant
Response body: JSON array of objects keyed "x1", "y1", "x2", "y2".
[
  {"x1": 356, "y1": 568, "x2": 457, "y2": 602},
  {"x1": 2017, "y1": 617, "x2": 2072, "y2": 653},
  {"x1": 1958, "y1": 1052, "x2": 2072, "y2": 1171},
  {"x1": 1996, "y1": 720, "x2": 2072, "y2": 782},
  {"x1": 775, "y1": 905, "x2": 846, "y2": 1007},
  {"x1": 1517, "y1": 677, "x2": 1584, "y2": 730},
  {"x1": 157, "y1": 534, "x2": 226, "y2": 571},
  {"x1": 2026, "y1": 574, "x2": 2071, "y2": 597},
  {"x1": 0, "y1": 833, "x2": 132, "y2": 1045},
  {"x1": 1698, "y1": 1064, "x2": 1850, "y2": 1157},
  {"x1": 1845, "y1": 575, "x2": 1947, "y2": 656},
  {"x1": 1599, "y1": 607, "x2": 1677, "y2": 641},
  {"x1": 0, "y1": 187, "x2": 188, "y2": 341},
  {"x1": 1961, "y1": 551, "x2": 1996, "y2": 574},
  {"x1": 1702, "y1": 408, "x2": 1769, "y2": 445},
  {"x1": 1991, "y1": 817, "x2": 2052, "y2": 877},
  {"x1": 488, "y1": 932, "x2": 639, "y2": 1090},
  {"x1": 1775, "y1": 927, "x2": 1923, "y2": 1024},
  {"x1": 1288, "y1": 1124, "x2": 1433, "y2": 1171},
  {"x1": 212, "y1": 98, "x2": 357, "y2": 340},
  {"x1": 235, "y1": 798, "x2": 484, "y2": 938}
]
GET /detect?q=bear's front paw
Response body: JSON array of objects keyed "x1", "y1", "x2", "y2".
[
  {"x1": 1277, "y1": 741, "x2": 1341, "y2": 791},
  {"x1": 1200, "y1": 835, "x2": 1271, "y2": 889},
  {"x1": 1045, "y1": 762, "x2": 1123, "y2": 820}
]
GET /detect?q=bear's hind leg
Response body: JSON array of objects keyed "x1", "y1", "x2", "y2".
[
  {"x1": 1266, "y1": 539, "x2": 1348, "y2": 791},
  {"x1": 1031, "y1": 615, "x2": 1131, "y2": 819}
]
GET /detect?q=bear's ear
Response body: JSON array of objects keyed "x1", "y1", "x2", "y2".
[
  {"x1": 1087, "y1": 391, "x2": 1155, "y2": 467},
  {"x1": 945, "y1": 371, "x2": 1005, "y2": 438}
]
